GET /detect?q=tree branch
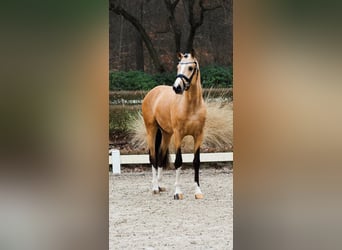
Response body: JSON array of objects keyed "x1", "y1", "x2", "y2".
[
  {"x1": 196, "y1": 0, "x2": 223, "y2": 28},
  {"x1": 184, "y1": 0, "x2": 224, "y2": 51},
  {"x1": 164, "y1": 0, "x2": 182, "y2": 53},
  {"x1": 109, "y1": 1, "x2": 165, "y2": 72},
  {"x1": 164, "y1": 0, "x2": 180, "y2": 11}
]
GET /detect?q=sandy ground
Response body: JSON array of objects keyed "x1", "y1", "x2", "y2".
[{"x1": 109, "y1": 167, "x2": 233, "y2": 250}]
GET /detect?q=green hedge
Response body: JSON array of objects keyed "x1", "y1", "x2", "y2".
[
  {"x1": 109, "y1": 65, "x2": 233, "y2": 90},
  {"x1": 153, "y1": 72, "x2": 175, "y2": 86},
  {"x1": 201, "y1": 65, "x2": 233, "y2": 88},
  {"x1": 109, "y1": 71, "x2": 158, "y2": 91}
]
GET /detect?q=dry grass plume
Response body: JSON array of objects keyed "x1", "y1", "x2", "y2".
[{"x1": 128, "y1": 99, "x2": 233, "y2": 153}]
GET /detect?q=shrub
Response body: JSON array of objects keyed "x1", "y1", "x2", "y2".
[
  {"x1": 200, "y1": 65, "x2": 233, "y2": 88},
  {"x1": 109, "y1": 108, "x2": 136, "y2": 134},
  {"x1": 109, "y1": 65, "x2": 233, "y2": 90},
  {"x1": 153, "y1": 72, "x2": 175, "y2": 86},
  {"x1": 109, "y1": 71, "x2": 158, "y2": 91},
  {"x1": 129, "y1": 101, "x2": 233, "y2": 153}
]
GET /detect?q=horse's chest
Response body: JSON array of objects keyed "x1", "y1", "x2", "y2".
[{"x1": 176, "y1": 113, "x2": 205, "y2": 134}]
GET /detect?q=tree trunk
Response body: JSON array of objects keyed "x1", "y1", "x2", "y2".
[
  {"x1": 184, "y1": 0, "x2": 201, "y2": 52},
  {"x1": 186, "y1": 27, "x2": 196, "y2": 51},
  {"x1": 164, "y1": 0, "x2": 182, "y2": 65},
  {"x1": 135, "y1": 1, "x2": 144, "y2": 71}
]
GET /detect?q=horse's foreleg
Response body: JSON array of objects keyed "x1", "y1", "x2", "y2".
[
  {"x1": 193, "y1": 134, "x2": 204, "y2": 199},
  {"x1": 173, "y1": 132, "x2": 184, "y2": 199},
  {"x1": 193, "y1": 148, "x2": 203, "y2": 199}
]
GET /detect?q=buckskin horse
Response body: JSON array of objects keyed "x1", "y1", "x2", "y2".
[{"x1": 142, "y1": 49, "x2": 206, "y2": 200}]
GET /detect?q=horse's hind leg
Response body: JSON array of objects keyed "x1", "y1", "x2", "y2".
[
  {"x1": 145, "y1": 125, "x2": 160, "y2": 194},
  {"x1": 156, "y1": 132, "x2": 171, "y2": 192}
]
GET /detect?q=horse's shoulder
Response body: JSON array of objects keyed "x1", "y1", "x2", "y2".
[
  {"x1": 155, "y1": 85, "x2": 173, "y2": 92},
  {"x1": 154, "y1": 85, "x2": 175, "y2": 98}
]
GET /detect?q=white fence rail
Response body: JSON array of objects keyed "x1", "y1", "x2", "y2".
[{"x1": 109, "y1": 149, "x2": 233, "y2": 174}]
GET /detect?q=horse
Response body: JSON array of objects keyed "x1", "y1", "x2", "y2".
[{"x1": 142, "y1": 49, "x2": 207, "y2": 200}]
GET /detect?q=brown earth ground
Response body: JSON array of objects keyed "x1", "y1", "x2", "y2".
[
  {"x1": 109, "y1": 100, "x2": 233, "y2": 249},
  {"x1": 109, "y1": 167, "x2": 233, "y2": 250}
]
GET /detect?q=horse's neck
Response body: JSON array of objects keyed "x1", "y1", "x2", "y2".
[{"x1": 184, "y1": 72, "x2": 203, "y2": 108}]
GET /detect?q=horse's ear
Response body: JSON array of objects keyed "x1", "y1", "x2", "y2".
[
  {"x1": 177, "y1": 52, "x2": 183, "y2": 60},
  {"x1": 190, "y1": 49, "x2": 196, "y2": 58}
]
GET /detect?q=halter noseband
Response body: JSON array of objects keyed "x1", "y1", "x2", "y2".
[{"x1": 176, "y1": 61, "x2": 198, "y2": 90}]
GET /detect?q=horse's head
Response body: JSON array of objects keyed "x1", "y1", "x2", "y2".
[{"x1": 173, "y1": 49, "x2": 199, "y2": 94}]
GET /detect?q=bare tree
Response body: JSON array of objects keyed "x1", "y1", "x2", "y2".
[
  {"x1": 164, "y1": 0, "x2": 225, "y2": 60},
  {"x1": 110, "y1": 0, "x2": 229, "y2": 72},
  {"x1": 109, "y1": 0, "x2": 165, "y2": 72},
  {"x1": 183, "y1": 0, "x2": 224, "y2": 51}
]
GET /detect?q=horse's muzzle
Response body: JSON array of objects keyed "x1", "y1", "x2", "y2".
[{"x1": 173, "y1": 84, "x2": 183, "y2": 94}]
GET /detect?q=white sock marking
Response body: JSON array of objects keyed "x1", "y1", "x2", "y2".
[
  {"x1": 174, "y1": 167, "x2": 182, "y2": 194},
  {"x1": 194, "y1": 182, "x2": 202, "y2": 194},
  {"x1": 152, "y1": 167, "x2": 158, "y2": 191},
  {"x1": 157, "y1": 167, "x2": 163, "y2": 182}
]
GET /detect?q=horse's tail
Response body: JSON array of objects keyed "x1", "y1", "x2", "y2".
[{"x1": 155, "y1": 127, "x2": 170, "y2": 168}]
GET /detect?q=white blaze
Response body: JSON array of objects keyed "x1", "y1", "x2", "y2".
[
  {"x1": 173, "y1": 77, "x2": 183, "y2": 90},
  {"x1": 173, "y1": 64, "x2": 188, "y2": 90}
]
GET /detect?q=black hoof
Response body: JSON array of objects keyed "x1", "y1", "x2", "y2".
[{"x1": 159, "y1": 186, "x2": 166, "y2": 192}]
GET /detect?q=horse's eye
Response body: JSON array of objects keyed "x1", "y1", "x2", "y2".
[{"x1": 189, "y1": 66, "x2": 193, "y2": 71}]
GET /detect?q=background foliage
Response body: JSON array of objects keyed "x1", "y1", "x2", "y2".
[
  {"x1": 109, "y1": 71, "x2": 157, "y2": 91},
  {"x1": 109, "y1": 65, "x2": 233, "y2": 90},
  {"x1": 201, "y1": 65, "x2": 233, "y2": 88}
]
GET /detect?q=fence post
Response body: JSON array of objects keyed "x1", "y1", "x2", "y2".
[{"x1": 111, "y1": 149, "x2": 121, "y2": 174}]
